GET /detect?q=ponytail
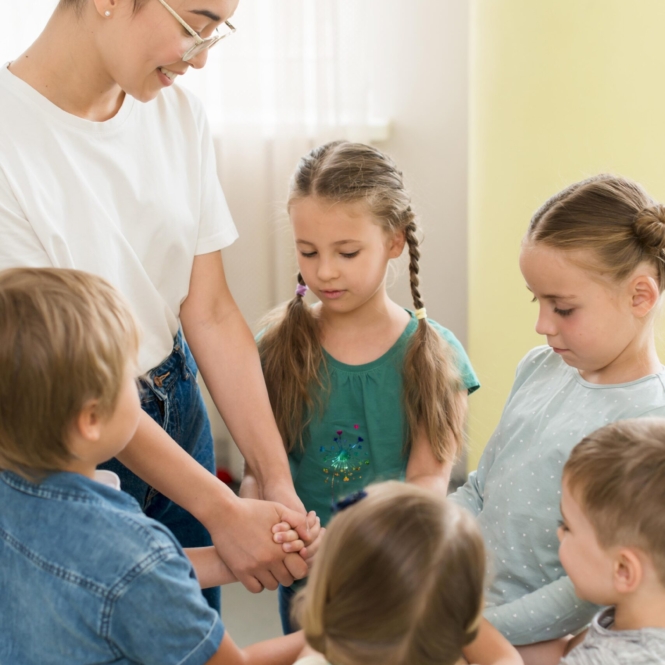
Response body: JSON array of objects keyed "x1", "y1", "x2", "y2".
[{"x1": 258, "y1": 274, "x2": 327, "y2": 452}]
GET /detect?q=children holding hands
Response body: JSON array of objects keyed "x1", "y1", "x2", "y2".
[
  {"x1": 0, "y1": 266, "x2": 518, "y2": 665},
  {"x1": 5, "y1": 141, "x2": 665, "y2": 665}
]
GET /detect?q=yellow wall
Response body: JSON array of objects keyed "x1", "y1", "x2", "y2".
[{"x1": 468, "y1": 0, "x2": 665, "y2": 469}]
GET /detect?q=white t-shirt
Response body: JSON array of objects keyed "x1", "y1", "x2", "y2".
[{"x1": 0, "y1": 63, "x2": 238, "y2": 372}]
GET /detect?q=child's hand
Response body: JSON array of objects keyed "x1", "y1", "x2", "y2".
[
  {"x1": 301, "y1": 524, "x2": 325, "y2": 568},
  {"x1": 272, "y1": 521, "x2": 305, "y2": 552},
  {"x1": 273, "y1": 511, "x2": 321, "y2": 557}
]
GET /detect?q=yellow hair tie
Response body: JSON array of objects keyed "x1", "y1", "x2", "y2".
[{"x1": 415, "y1": 307, "x2": 427, "y2": 320}]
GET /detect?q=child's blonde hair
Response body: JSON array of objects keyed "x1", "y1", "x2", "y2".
[
  {"x1": 0, "y1": 268, "x2": 140, "y2": 477},
  {"x1": 526, "y1": 174, "x2": 665, "y2": 290},
  {"x1": 564, "y1": 418, "x2": 665, "y2": 586},
  {"x1": 259, "y1": 141, "x2": 463, "y2": 462},
  {"x1": 297, "y1": 481, "x2": 485, "y2": 665}
]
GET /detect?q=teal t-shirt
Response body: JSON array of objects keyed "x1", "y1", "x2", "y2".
[{"x1": 288, "y1": 310, "x2": 479, "y2": 527}]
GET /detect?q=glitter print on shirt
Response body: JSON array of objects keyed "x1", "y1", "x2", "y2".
[{"x1": 320, "y1": 425, "x2": 370, "y2": 498}]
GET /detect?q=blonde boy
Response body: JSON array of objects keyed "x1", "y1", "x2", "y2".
[
  {"x1": 0, "y1": 268, "x2": 302, "y2": 665},
  {"x1": 558, "y1": 418, "x2": 665, "y2": 664}
]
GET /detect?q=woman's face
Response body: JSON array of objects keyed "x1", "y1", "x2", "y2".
[{"x1": 98, "y1": 0, "x2": 239, "y2": 102}]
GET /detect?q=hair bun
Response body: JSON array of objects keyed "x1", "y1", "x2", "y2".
[{"x1": 633, "y1": 204, "x2": 665, "y2": 252}]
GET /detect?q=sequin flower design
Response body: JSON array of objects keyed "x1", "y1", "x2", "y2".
[{"x1": 320, "y1": 425, "x2": 370, "y2": 497}]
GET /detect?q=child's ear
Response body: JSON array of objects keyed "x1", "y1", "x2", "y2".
[
  {"x1": 388, "y1": 230, "x2": 406, "y2": 258},
  {"x1": 612, "y1": 548, "x2": 642, "y2": 594},
  {"x1": 74, "y1": 399, "x2": 103, "y2": 443},
  {"x1": 629, "y1": 272, "x2": 659, "y2": 317}
]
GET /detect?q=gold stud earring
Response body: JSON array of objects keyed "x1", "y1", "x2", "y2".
[{"x1": 104, "y1": 10, "x2": 111, "y2": 16}]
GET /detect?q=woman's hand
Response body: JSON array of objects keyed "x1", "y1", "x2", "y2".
[{"x1": 205, "y1": 495, "x2": 310, "y2": 593}]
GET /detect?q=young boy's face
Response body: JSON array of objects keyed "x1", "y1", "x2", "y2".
[{"x1": 558, "y1": 479, "x2": 617, "y2": 606}]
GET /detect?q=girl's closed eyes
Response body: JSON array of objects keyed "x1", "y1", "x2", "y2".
[{"x1": 530, "y1": 295, "x2": 575, "y2": 317}]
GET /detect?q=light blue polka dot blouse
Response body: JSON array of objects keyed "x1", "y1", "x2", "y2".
[{"x1": 449, "y1": 345, "x2": 665, "y2": 645}]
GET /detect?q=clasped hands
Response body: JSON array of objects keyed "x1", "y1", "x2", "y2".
[{"x1": 208, "y1": 493, "x2": 325, "y2": 594}]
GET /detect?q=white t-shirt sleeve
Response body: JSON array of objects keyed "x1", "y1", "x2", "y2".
[
  {"x1": 192, "y1": 100, "x2": 238, "y2": 255},
  {"x1": 0, "y1": 169, "x2": 52, "y2": 269}
]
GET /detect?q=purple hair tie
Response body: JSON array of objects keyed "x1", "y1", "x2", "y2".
[{"x1": 295, "y1": 283, "x2": 308, "y2": 297}]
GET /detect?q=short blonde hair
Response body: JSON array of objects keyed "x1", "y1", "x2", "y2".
[
  {"x1": 0, "y1": 268, "x2": 140, "y2": 477},
  {"x1": 297, "y1": 482, "x2": 485, "y2": 665},
  {"x1": 564, "y1": 418, "x2": 665, "y2": 586}
]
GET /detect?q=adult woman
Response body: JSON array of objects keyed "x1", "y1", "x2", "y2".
[{"x1": 0, "y1": 0, "x2": 313, "y2": 610}]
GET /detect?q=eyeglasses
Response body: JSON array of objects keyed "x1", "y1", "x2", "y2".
[{"x1": 157, "y1": 0, "x2": 236, "y2": 62}]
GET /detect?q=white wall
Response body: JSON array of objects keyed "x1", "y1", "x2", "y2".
[{"x1": 371, "y1": 0, "x2": 469, "y2": 342}]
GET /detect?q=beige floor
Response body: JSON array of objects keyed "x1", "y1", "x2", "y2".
[{"x1": 221, "y1": 582, "x2": 284, "y2": 648}]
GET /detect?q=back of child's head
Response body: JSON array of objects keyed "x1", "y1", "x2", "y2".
[
  {"x1": 526, "y1": 174, "x2": 665, "y2": 291},
  {"x1": 259, "y1": 140, "x2": 463, "y2": 462},
  {"x1": 297, "y1": 481, "x2": 485, "y2": 665},
  {"x1": 0, "y1": 267, "x2": 140, "y2": 477},
  {"x1": 564, "y1": 418, "x2": 665, "y2": 587}
]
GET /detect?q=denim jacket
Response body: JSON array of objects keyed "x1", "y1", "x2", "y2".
[{"x1": 0, "y1": 470, "x2": 223, "y2": 665}]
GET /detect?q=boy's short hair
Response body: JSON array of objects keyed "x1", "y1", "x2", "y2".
[
  {"x1": 564, "y1": 418, "x2": 665, "y2": 585},
  {"x1": 0, "y1": 268, "x2": 140, "y2": 477}
]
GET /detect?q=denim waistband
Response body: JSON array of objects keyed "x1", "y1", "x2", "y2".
[{"x1": 144, "y1": 330, "x2": 190, "y2": 392}]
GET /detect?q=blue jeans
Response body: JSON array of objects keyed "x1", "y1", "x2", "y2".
[
  {"x1": 100, "y1": 330, "x2": 220, "y2": 612},
  {"x1": 278, "y1": 584, "x2": 299, "y2": 634}
]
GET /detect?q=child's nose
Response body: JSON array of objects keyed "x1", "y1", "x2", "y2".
[
  {"x1": 535, "y1": 307, "x2": 557, "y2": 336},
  {"x1": 317, "y1": 258, "x2": 338, "y2": 281}
]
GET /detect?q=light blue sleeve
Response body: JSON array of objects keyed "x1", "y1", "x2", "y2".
[
  {"x1": 448, "y1": 469, "x2": 484, "y2": 516},
  {"x1": 108, "y1": 550, "x2": 224, "y2": 665},
  {"x1": 448, "y1": 347, "x2": 547, "y2": 516},
  {"x1": 484, "y1": 575, "x2": 600, "y2": 645},
  {"x1": 448, "y1": 423, "x2": 502, "y2": 516}
]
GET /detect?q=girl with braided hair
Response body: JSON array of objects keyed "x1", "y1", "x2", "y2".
[{"x1": 240, "y1": 140, "x2": 479, "y2": 633}]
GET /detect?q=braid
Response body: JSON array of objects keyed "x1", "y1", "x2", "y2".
[
  {"x1": 402, "y1": 212, "x2": 464, "y2": 463},
  {"x1": 404, "y1": 217, "x2": 424, "y2": 310}
]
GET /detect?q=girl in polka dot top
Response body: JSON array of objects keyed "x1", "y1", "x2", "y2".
[{"x1": 450, "y1": 175, "x2": 665, "y2": 665}]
